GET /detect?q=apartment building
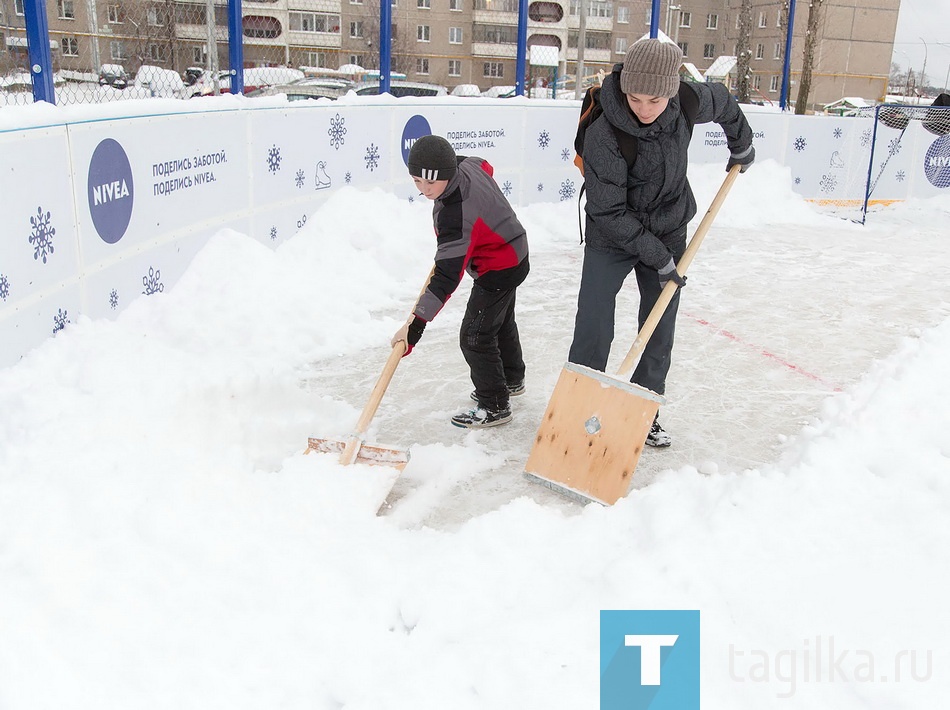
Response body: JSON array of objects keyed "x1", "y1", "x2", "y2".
[{"x1": 0, "y1": 0, "x2": 900, "y2": 108}]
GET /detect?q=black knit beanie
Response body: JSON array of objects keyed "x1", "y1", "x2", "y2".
[{"x1": 407, "y1": 135, "x2": 457, "y2": 180}]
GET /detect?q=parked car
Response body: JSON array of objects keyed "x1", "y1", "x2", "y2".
[
  {"x1": 353, "y1": 80, "x2": 447, "y2": 97},
  {"x1": 133, "y1": 65, "x2": 185, "y2": 98},
  {"x1": 481, "y1": 85, "x2": 517, "y2": 98},
  {"x1": 248, "y1": 77, "x2": 355, "y2": 101},
  {"x1": 450, "y1": 83, "x2": 482, "y2": 97},
  {"x1": 98, "y1": 64, "x2": 128, "y2": 89}
]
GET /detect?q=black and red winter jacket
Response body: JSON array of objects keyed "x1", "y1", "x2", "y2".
[{"x1": 412, "y1": 156, "x2": 529, "y2": 322}]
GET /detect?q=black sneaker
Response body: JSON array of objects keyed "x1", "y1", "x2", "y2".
[
  {"x1": 451, "y1": 406, "x2": 512, "y2": 429},
  {"x1": 645, "y1": 414, "x2": 672, "y2": 447},
  {"x1": 470, "y1": 381, "x2": 525, "y2": 403}
]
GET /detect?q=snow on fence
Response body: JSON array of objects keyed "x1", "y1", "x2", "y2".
[{"x1": 1, "y1": 96, "x2": 949, "y2": 366}]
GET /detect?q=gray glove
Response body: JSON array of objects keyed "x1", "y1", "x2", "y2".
[
  {"x1": 727, "y1": 145, "x2": 755, "y2": 173},
  {"x1": 658, "y1": 258, "x2": 686, "y2": 288}
]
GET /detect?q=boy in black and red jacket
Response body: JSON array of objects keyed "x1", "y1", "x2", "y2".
[{"x1": 392, "y1": 135, "x2": 530, "y2": 429}]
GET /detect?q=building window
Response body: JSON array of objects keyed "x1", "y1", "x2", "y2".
[
  {"x1": 754, "y1": 75, "x2": 762, "y2": 89},
  {"x1": 61, "y1": 36, "x2": 79, "y2": 55},
  {"x1": 110, "y1": 41, "x2": 127, "y2": 59},
  {"x1": 348, "y1": 54, "x2": 363, "y2": 65},
  {"x1": 417, "y1": 0, "x2": 430, "y2": 7},
  {"x1": 148, "y1": 43, "x2": 167, "y2": 62},
  {"x1": 349, "y1": 21, "x2": 363, "y2": 37},
  {"x1": 350, "y1": 0, "x2": 362, "y2": 4},
  {"x1": 678, "y1": 11, "x2": 690, "y2": 27},
  {"x1": 305, "y1": 51, "x2": 326, "y2": 66},
  {"x1": 449, "y1": 59, "x2": 461, "y2": 76},
  {"x1": 484, "y1": 61, "x2": 504, "y2": 78},
  {"x1": 449, "y1": 26, "x2": 462, "y2": 43},
  {"x1": 703, "y1": 43, "x2": 715, "y2": 59},
  {"x1": 417, "y1": 24, "x2": 430, "y2": 41},
  {"x1": 758, "y1": 11, "x2": 767, "y2": 28},
  {"x1": 706, "y1": 13, "x2": 717, "y2": 29},
  {"x1": 774, "y1": 42, "x2": 782, "y2": 59},
  {"x1": 645, "y1": 7, "x2": 651, "y2": 24},
  {"x1": 472, "y1": 24, "x2": 518, "y2": 43},
  {"x1": 192, "y1": 47, "x2": 205, "y2": 63},
  {"x1": 569, "y1": 0, "x2": 611, "y2": 18},
  {"x1": 474, "y1": 0, "x2": 517, "y2": 9},
  {"x1": 290, "y1": 12, "x2": 341, "y2": 33},
  {"x1": 616, "y1": 4, "x2": 629, "y2": 23},
  {"x1": 14, "y1": 0, "x2": 24, "y2": 14},
  {"x1": 770, "y1": 75, "x2": 779, "y2": 92},
  {"x1": 755, "y1": 42, "x2": 764, "y2": 59},
  {"x1": 450, "y1": 0, "x2": 462, "y2": 9},
  {"x1": 677, "y1": 41, "x2": 687, "y2": 57},
  {"x1": 615, "y1": 37, "x2": 627, "y2": 54},
  {"x1": 147, "y1": 7, "x2": 165, "y2": 26},
  {"x1": 107, "y1": 5, "x2": 122, "y2": 23},
  {"x1": 416, "y1": 57, "x2": 429, "y2": 74},
  {"x1": 58, "y1": 0, "x2": 74, "y2": 19}
]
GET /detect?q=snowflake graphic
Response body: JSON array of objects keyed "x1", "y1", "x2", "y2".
[
  {"x1": 0, "y1": 273, "x2": 9, "y2": 300},
  {"x1": 109, "y1": 289, "x2": 118, "y2": 309},
  {"x1": 537, "y1": 130, "x2": 550, "y2": 149},
  {"x1": 537, "y1": 182, "x2": 544, "y2": 192},
  {"x1": 887, "y1": 137, "x2": 902, "y2": 157},
  {"x1": 295, "y1": 169, "x2": 306, "y2": 188},
  {"x1": 53, "y1": 308, "x2": 69, "y2": 334},
  {"x1": 561, "y1": 148, "x2": 571, "y2": 161},
  {"x1": 833, "y1": 128, "x2": 843, "y2": 139},
  {"x1": 559, "y1": 180, "x2": 576, "y2": 201},
  {"x1": 142, "y1": 266, "x2": 164, "y2": 296},
  {"x1": 345, "y1": 172, "x2": 352, "y2": 184},
  {"x1": 819, "y1": 173, "x2": 838, "y2": 194},
  {"x1": 860, "y1": 129, "x2": 872, "y2": 147},
  {"x1": 896, "y1": 170, "x2": 906, "y2": 182},
  {"x1": 793, "y1": 136, "x2": 807, "y2": 152},
  {"x1": 364, "y1": 143, "x2": 380, "y2": 171},
  {"x1": 267, "y1": 145, "x2": 282, "y2": 174},
  {"x1": 408, "y1": 194, "x2": 415, "y2": 203},
  {"x1": 29, "y1": 206, "x2": 56, "y2": 263},
  {"x1": 794, "y1": 176, "x2": 802, "y2": 185},
  {"x1": 329, "y1": 113, "x2": 347, "y2": 150},
  {"x1": 270, "y1": 226, "x2": 278, "y2": 241},
  {"x1": 502, "y1": 181, "x2": 513, "y2": 196}
]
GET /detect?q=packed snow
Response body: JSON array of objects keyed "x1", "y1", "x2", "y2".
[{"x1": 1, "y1": 157, "x2": 949, "y2": 708}]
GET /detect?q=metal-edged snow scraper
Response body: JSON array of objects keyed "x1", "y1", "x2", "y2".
[
  {"x1": 524, "y1": 166, "x2": 742, "y2": 505},
  {"x1": 306, "y1": 267, "x2": 435, "y2": 470}
]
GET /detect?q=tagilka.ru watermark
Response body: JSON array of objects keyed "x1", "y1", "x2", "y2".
[{"x1": 729, "y1": 636, "x2": 933, "y2": 699}]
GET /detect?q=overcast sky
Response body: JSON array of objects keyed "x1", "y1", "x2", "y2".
[{"x1": 891, "y1": 0, "x2": 950, "y2": 90}]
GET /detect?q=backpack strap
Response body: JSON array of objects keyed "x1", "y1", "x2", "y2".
[{"x1": 677, "y1": 81, "x2": 700, "y2": 134}]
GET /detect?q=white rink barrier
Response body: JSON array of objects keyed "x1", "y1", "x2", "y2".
[{"x1": 1, "y1": 95, "x2": 948, "y2": 366}]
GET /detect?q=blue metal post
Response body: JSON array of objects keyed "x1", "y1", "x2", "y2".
[
  {"x1": 649, "y1": 0, "x2": 660, "y2": 38},
  {"x1": 380, "y1": 0, "x2": 392, "y2": 94},
  {"x1": 227, "y1": 0, "x2": 244, "y2": 94},
  {"x1": 779, "y1": 0, "x2": 796, "y2": 110},
  {"x1": 23, "y1": 0, "x2": 55, "y2": 104},
  {"x1": 515, "y1": 0, "x2": 527, "y2": 96}
]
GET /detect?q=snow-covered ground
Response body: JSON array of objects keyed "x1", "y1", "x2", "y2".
[{"x1": 1, "y1": 159, "x2": 949, "y2": 708}]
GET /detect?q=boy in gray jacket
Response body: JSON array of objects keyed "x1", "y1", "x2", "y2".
[
  {"x1": 569, "y1": 38, "x2": 754, "y2": 446},
  {"x1": 392, "y1": 135, "x2": 530, "y2": 429}
]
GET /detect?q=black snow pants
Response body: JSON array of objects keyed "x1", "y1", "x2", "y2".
[{"x1": 461, "y1": 283, "x2": 525, "y2": 411}]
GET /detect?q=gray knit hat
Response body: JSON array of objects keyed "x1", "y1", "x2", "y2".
[
  {"x1": 407, "y1": 135, "x2": 457, "y2": 180},
  {"x1": 620, "y1": 38, "x2": 683, "y2": 98}
]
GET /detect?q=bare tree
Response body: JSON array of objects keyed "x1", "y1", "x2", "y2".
[
  {"x1": 734, "y1": 0, "x2": 753, "y2": 103},
  {"x1": 795, "y1": 0, "x2": 823, "y2": 115}
]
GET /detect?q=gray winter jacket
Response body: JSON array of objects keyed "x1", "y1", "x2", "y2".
[{"x1": 582, "y1": 66, "x2": 754, "y2": 269}]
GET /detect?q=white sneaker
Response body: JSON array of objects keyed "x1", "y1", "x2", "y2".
[{"x1": 646, "y1": 415, "x2": 672, "y2": 447}]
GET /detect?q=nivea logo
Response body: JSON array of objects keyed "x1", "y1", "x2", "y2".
[
  {"x1": 87, "y1": 138, "x2": 134, "y2": 244},
  {"x1": 401, "y1": 115, "x2": 432, "y2": 166},
  {"x1": 924, "y1": 135, "x2": 950, "y2": 189}
]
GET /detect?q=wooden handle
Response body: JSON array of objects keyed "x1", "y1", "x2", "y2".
[
  {"x1": 616, "y1": 165, "x2": 742, "y2": 378},
  {"x1": 338, "y1": 266, "x2": 435, "y2": 465}
]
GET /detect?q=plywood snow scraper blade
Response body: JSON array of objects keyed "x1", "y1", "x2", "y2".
[
  {"x1": 307, "y1": 341, "x2": 411, "y2": 469},
  {"x1": 306, "y1": 267, "x2": 435, "y2": 471},
  {"x1": 524, "y1": 166, "x2": 743, "y2": 506}
]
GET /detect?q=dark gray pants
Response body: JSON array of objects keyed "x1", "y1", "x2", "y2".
[
  {"x1": 461, "y1": 283, "x2": 525, "y2": 411},
  {"x1": 568, "y1": 241, "x2": 685, "y2": 395}
]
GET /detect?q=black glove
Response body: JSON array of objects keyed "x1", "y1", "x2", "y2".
[
  {"x1": 658, "y1": 258, "x2": 686, "y2": 288},
  {"x1": 403, "y1": 316, "x2": 426, "y2": 356},
  {"x1": 727, "y1": 145, "x2": 755, "y2": 173}
]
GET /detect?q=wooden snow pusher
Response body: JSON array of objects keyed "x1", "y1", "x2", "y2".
[{"x1": 524, "y1": 166, "x2": 742, "y2": 505}]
